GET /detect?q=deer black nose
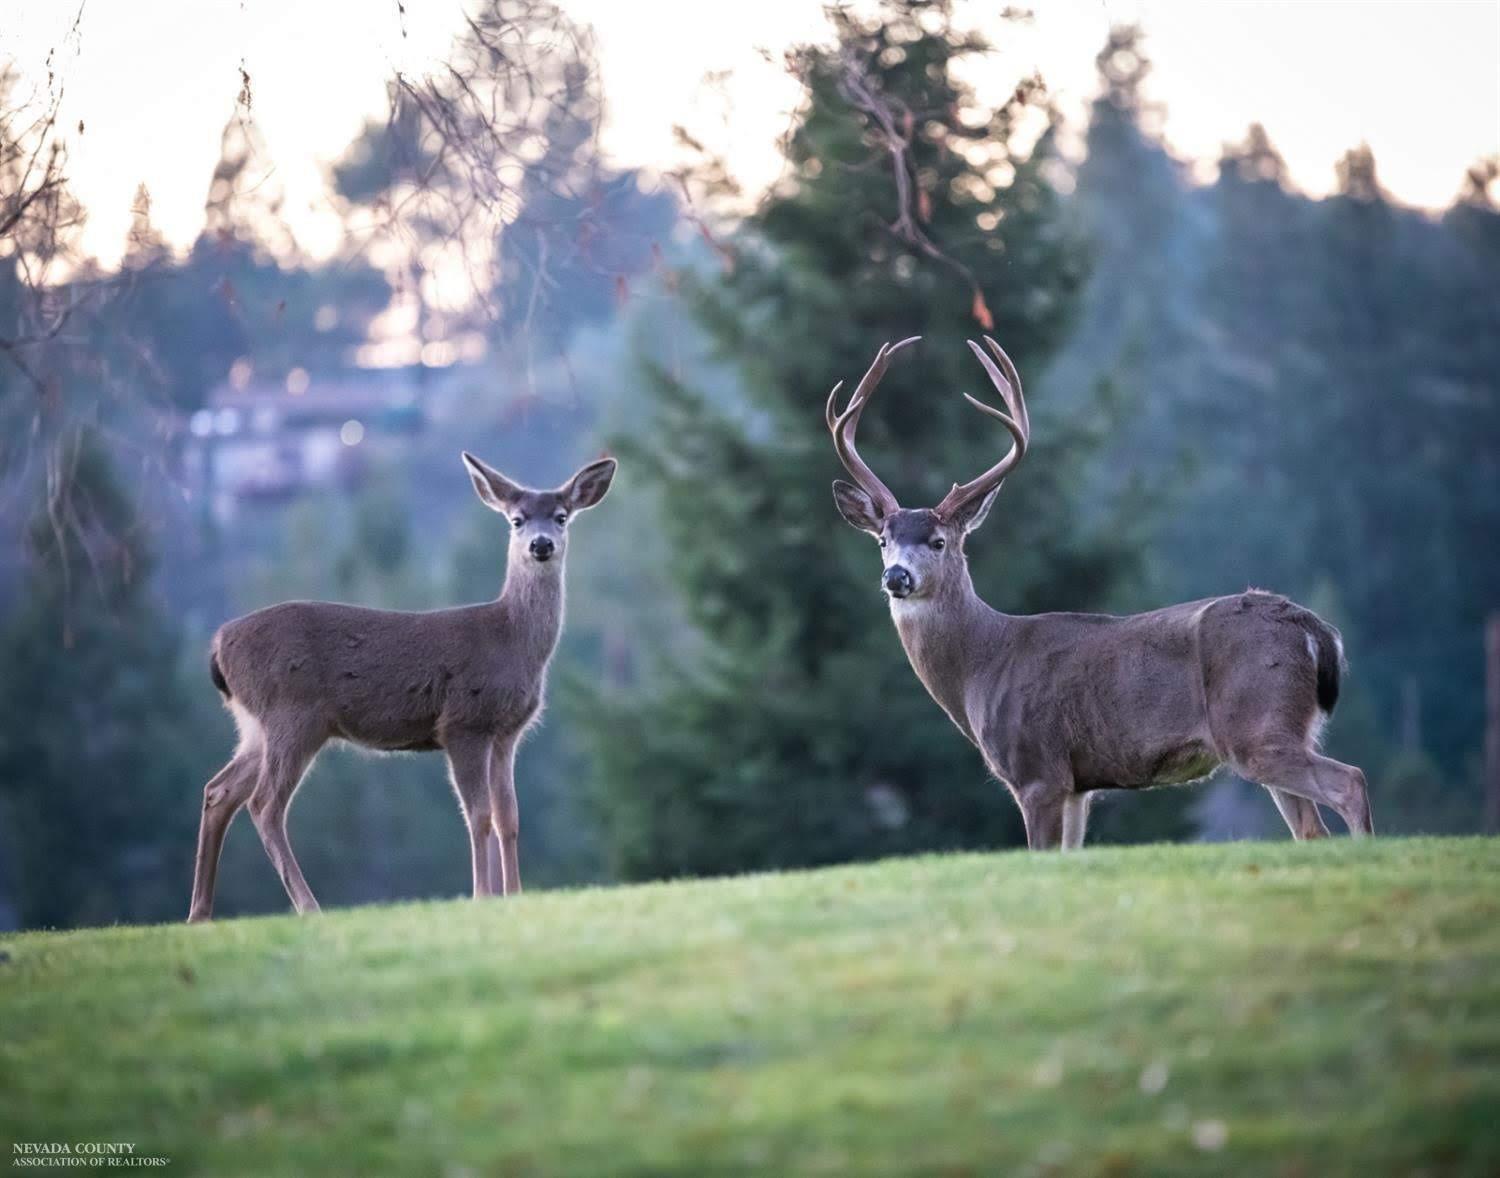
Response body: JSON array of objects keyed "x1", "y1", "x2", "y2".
[
  {"x1": 883, "y1": 565, "x2": 914, "y2": 598},
  {"x1": 529, "y1": 535, "x2": 555, "y2": 561}
]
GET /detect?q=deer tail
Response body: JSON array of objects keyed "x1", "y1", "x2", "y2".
[
  {"x1": 209, "y1": 648, "x2": 231, "y2": 699},
  {"x1": 1311, "y1": 621, "x2": 1344, "y2": 716}
]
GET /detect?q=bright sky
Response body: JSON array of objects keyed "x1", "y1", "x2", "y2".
[{"x1": 3, "y1": 0, "x2": 1497, "y2": 267}]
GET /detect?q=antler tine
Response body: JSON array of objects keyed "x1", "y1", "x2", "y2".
[
  {"x1": 826, "y1": 336, "x2": 921, "y2": 514},
  {"x1": 824, "y1": 380, "x2": 845, "y2": 435},
  {"x1": 934, "y1": 338, "x2": 1031, "y2": 519},
  {"x1": 982, "y1": 335, "x2": 1029, "y2": 436}
]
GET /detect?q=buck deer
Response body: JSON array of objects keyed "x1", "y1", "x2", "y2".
[
  {"x1": 828, "y1": 337, "x2": 1373, "y2": 848},
  {"x1": 186, "y1": 452, "x2": 617, "y2": 921}
]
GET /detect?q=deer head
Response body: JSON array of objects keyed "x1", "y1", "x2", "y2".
[
  {"x1": 462, "y1": 452, "x2": 617, "y2": 569},
  {"x1": 828, "y1": 336, "x2": 1029, "y2": 603}
]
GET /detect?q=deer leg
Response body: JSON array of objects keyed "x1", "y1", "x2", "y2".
[
  {"x1": 1013, "y1": 781, "x2": 1068, "y2": 850},
  {"x1": 187, "y1": 752, "x2": 259, "y2": 922},
  {"x1": 1237, "y1": 744, "x2": 1374, "y2": 839},
  {"x1": 1266, "y1": 787, "x2": 1330, "y2": 840},
  {"x1": 489, "y1": 736, "x2": 522, "y2": 896},
  {"x1": 1061, "y1": 792, "x2": 1092, "y2": 850},
  {"x1": 446, "y1": 736, "x2": 495, "y2": 899},
  {"x1": 246, "y1": 722, "x2": 324, "y2": 914},
  {"x1": 484, "y1": 831, "x2": 503, "y2": 895}
]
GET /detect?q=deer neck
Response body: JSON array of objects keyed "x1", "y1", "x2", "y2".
[
  {"x1": 493, "y1": 559, "x2": 567, "y2": 667},
  {"x1": 889, "y1": 565, "x2": 1004, "y2": 744}
]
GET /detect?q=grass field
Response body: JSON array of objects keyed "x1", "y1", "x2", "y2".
[{"x1": 2, "y1": 837, "x2": 1497, "y2": 1176}]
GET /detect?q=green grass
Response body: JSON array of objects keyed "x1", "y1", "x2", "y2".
[{"x1": 3, "y1": 838, "x2": 1498, "y2": 1176}]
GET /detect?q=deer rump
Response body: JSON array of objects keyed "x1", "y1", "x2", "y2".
[{"x1": 975, "y1": 590, "x2": 1343, "y2": 793}]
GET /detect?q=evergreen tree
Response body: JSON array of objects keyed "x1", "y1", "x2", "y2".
[
  {"x1": 581, "y1": 0, "x2": 1141, "y2": 878},
  {"x1": 494, "y1": 62, "x2": 676, "y2": 357},
  {"x1": 1126, "y1": 121, "x2": 1499, "y2": 826},
  {"x1": 109, "y1": 128, "x2": 389, "y2": 417},
  {"x1": 0, "y1": 434, "x2": 204, "y2": 927},
  {"x1": 1305, "y1": 146, "x2": 1500, "y2": 794},
  {"x1": 1067, "y1": 24, "x2": 1188, "y2": 378},
  {"x1": 124, "y1": 183, "x2": 169, "y2": 266},
  {"x1": 1161, "y1": 120, "x2": 1326, "y2": 598}
]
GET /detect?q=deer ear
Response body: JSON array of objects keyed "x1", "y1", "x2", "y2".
[
  {"x1": 462, "y1": 452, "x2": 523, "y2": 513},
  {"x1": 562, "y1": 457, "x2": 617, "y2": 511},
  {"x1": 832, "y1": 480, "x2": 884, "y2": 536},
  {"x1": 950, "y1": 484, "x2": 1002, "y2": 533}
]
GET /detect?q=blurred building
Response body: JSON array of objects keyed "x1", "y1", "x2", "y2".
[{"x1": 181, "y1": 365, "x2": 435, "y2": 524}]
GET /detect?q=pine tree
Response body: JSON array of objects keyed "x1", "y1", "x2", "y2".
[
  {"x1": 0, "y1": 434, "x2": 205, "y2": 927},
  {"x1": 494, "y1": 62, "x2": 676, "y2": 357},
  {"x1": 124, "y1": 183, "x2": 169, "y2": 267},
  {"x1": 1167, "y1": 121, "x2": 1325, "y2": 596},
  {"x1": 580, "y1": 0, "x2": 1140, "y2": 878},
  {"x1": 1305, "y1": 147, "x2": 1500, "y2": 786}
]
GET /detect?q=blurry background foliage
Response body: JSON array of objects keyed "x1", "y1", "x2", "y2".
[{"x1": 0, "y1": 1, "x2": 1495, "y2": 928}]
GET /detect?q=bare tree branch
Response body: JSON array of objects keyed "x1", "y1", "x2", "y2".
[{"x1": 832, "y1": 51, "x2": 993, "y2": 328}]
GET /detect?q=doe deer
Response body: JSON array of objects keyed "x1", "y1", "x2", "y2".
[
  {"x1": 828, "y1": 337, "x2": 1373, "y2": 848},
  {"x1": 187, "y1": 452, "x2": 617, "y2": 921}
]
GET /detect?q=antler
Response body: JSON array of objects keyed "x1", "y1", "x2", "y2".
[
  {"x1": 934, "y1": 336, "x2": 1031, "y2": 520},
  {"x1": 825, "y1": 336, "x2": 921, "y2": 516}
]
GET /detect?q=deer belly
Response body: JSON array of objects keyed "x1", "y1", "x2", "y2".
[
  {"x1": 1076, "y1": 740, "x2": 1221, "y2": 791},
  {"x1": 332, "y1": 707, "x2": 440, "y2": 752},
  {"x1": 1146, "y1": 742, "x2": 1221, "y2": 786}
]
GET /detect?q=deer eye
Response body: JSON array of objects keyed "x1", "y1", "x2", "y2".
[
  {"x1": 554, "y1": 513, "x2": 567, "y2": 526},
  {"x1": 931, "y1": 536, "x2": 946, "y2": 551},
  {"x1": 510, "y1": 516, "x2": 525, "y2": 527},
  {"x1": 877, "y1": 536, "x2": 887, "y2": 547}
]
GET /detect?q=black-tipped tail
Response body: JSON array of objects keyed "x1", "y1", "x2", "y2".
[
  {"x1": 1312, "y1": 623, "x2": 1343, "y2": 715},
  {"x1": 209, "y1": 650, "x2": 231, "y2": 699}
]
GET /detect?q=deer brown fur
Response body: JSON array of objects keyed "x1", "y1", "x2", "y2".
[
  {"x1": 186, "y1": 453, "x2": 616, "y2": 921},
  {"x1": 829, "y1": 338, "x2": 1373, "y2": 849}
]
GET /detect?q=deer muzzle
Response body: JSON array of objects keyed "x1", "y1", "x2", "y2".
[{"x1": 883, "y1": 565, "x2": 914, "y2": 599}]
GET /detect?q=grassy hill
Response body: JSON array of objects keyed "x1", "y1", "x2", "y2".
[{"x1": 3, "y1": 837, "x2": 1497, "y2": 1175}]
